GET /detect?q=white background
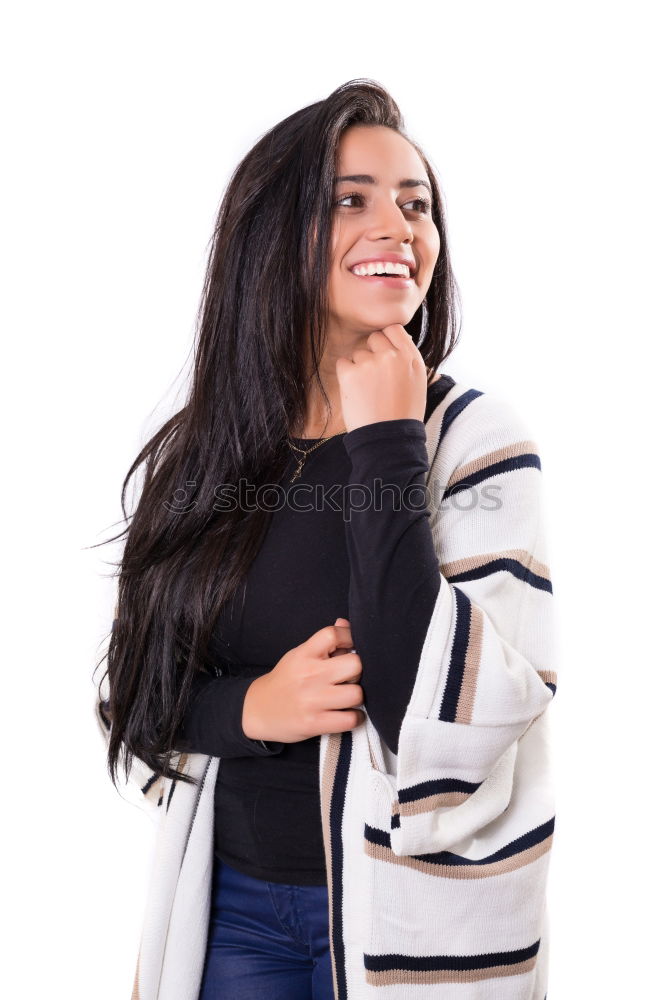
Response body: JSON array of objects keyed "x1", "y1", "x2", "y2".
[{"x1": 2, "y1": 1, "x2": 664, "y2": 996}]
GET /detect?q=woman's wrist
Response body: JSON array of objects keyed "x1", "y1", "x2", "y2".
[{"x1": 241, "y1": 676, "x2": 264, "y2": 741}]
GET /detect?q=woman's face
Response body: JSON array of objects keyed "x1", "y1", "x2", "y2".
[{"x1": 326, "y1": 124, "x2": 440, "y2": 340}]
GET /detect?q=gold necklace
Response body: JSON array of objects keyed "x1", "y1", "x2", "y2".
[{"x1": 287, "y1": 431, "x2": 346, "y2": 483}]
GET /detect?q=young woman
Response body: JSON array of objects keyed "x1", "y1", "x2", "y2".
[{"x1": 95, "y1": 79, "x2": 557, "y2": 1000}]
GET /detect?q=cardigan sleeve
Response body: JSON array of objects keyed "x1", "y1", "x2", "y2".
[
  {"x1": 363, "y1": 392, "x2": 559, "y2": 857},
  {"x1": 342, "y1": 418, "x2": 442, "y2": 756}
]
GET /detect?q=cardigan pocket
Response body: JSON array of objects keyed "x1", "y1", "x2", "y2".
[
  {"x1": 363, "y1": 705, "x2": 524, "y2": 858},
  {"x1": 360, "y1": 744, "x2": 549, "y2": 993}
]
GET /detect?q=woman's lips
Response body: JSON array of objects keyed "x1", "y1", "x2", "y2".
[{"x1": 348, "y1": 271, "x2": 414, "y2": 289}]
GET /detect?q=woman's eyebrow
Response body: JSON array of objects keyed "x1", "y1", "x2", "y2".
[{"x1": 334, "y1": 174, "x2": 432, "y2": 197}]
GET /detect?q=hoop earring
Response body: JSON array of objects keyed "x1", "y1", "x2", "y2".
[{"x1": 416, "y1": 298, "x2": 429, "y2": 349}]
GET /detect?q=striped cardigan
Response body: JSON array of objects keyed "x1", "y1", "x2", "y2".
[{"x1": 95, "y1": 375, "x2": 558, "y2": 999}]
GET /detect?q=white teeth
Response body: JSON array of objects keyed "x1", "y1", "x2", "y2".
[{"x1": 351, "y1": 261, "x2": 411, "y2": 278}]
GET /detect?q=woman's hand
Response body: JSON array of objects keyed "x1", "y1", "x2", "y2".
[
  {"x1": 242, "y1": 617, "x2": 365, "y2": 743},
  {"x1": 335, "y1": 324, "x2": 429, "y2": 433}
]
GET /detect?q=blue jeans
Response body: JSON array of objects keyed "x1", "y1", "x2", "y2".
[{"x1": 198, "y1": 855, "x2": 335, "y2": 1000}]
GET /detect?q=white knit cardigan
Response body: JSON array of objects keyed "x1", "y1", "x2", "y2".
[{"x1": 95, "y1": 377, "x2": 558, "y2": 1000}]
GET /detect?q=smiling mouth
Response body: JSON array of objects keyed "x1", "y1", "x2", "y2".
[{"x1": 348, "y1": 270, "x2": 415, "y2": 287}]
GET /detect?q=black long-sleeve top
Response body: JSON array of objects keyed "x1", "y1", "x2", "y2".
[{"x1": 174, "y1": 379, "x2": 446, "y2": 885}]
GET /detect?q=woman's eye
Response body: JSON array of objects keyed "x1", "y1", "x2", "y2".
[
  {"x1": 404, "y1": 198, "x2": 432, "y2": 214},
  {"x1": 334, "y1": 193, "x2": 431, "y2": 214},
  {"x1": 335, "y1": 193, "x2": 363, "y2": 208}
]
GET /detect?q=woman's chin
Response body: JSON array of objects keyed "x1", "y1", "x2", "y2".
[{"x1": 350, "y1": 308, "x2": 414, "y2": 332}]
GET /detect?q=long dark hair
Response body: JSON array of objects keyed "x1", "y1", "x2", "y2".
[{"x1": 92, "y1": 77, "x2": 461, "y2": 790}]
